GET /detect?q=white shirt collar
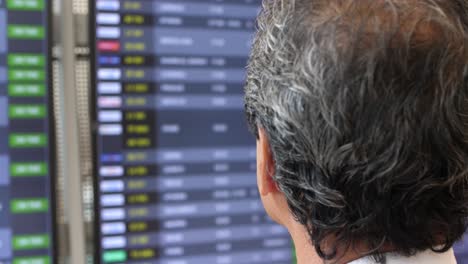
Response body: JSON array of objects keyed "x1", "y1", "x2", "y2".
[{"x1": 349, "y1": 248, "x2": 457, "y2": 264}]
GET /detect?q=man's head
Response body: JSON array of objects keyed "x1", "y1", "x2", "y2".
[{"x1": 244, "y1": 0, "x2": 468, "y2": 261}]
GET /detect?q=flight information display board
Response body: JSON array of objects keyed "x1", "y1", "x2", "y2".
[
  {"x1": 91, "y1": 0, "x2": 294, "y2": 263},
  {"x1": 0, "y1": 0, "x2": 55, "y2": 263}
]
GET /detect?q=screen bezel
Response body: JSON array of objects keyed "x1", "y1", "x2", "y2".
[
  {"x1": 88, "y1": 0, "x2": 104, "y2": 262},
  {"x1": 47, "y1": 0, "x2": 58, "y2": 262}
]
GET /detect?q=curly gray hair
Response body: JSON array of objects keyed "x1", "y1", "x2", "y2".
[{"x1": 244, "y1": 0, "x2": 468, "y2": 261}]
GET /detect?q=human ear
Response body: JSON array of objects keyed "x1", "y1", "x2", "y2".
[{"x1": 257, "y1": 128, "x2": 278, "y2": 196}]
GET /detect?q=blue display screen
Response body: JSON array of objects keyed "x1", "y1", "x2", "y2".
[
  {"x1": 91, "y1": 0, "x2": 294, "y2": 263},
  {"x1": 0, "y1": 0, "x2": 55, "y2": 263}
]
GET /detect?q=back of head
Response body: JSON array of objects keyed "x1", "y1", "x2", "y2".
[{"x1": 245, "y1": 0, "x2": 468, "y2": 260}]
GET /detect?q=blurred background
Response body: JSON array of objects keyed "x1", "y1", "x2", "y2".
[{"x1": 0, "y1": 0, "x2": 466, "y2": 263}]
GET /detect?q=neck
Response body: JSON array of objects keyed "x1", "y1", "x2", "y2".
[
  {"x1": 288, "y1": 223, "x2": 322, "y2": 264},
  {"x1": 286, "y1": 219, "x2": 370, "y2": 264}
]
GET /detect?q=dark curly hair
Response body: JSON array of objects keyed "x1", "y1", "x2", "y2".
[{"x1": 244, "y1": 0, "x2": 468, "y2": 262}]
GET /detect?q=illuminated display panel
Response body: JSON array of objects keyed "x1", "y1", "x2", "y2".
[
  {"x1": 91, "y1": 0, "x2": 294, "y2": 263},
  {"x1": 0, "y1": 0, "x2": 56, "y2": 263}
]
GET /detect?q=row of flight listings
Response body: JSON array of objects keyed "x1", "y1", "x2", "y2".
[{"x1": 0, "y1": 0, "x2": 467, "y2": 263}]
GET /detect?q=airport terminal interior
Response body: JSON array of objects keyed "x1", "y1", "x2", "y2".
[{"x1": 0, "y1": 0, "x2": 467, "y2": 263}]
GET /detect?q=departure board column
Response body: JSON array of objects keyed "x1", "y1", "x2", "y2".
[
  {"x1": 94, "y1": 0, "x2": 293, "y2": 263},
  {"x1": 0, "y1": 0, "x2": 54, "y2": 263}
]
